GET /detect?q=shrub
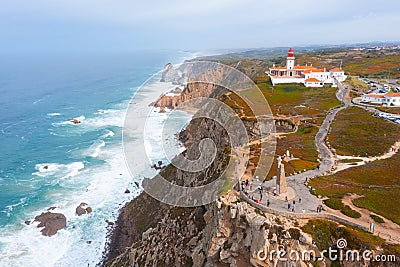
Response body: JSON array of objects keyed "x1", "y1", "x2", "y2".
[
  {"x1": 289, "y1": 228, "x2": 301, "y2": 240},
  {"x1": 341, "y1": 205, "x2": 362, "y2": 218},
  {"x1": 370, "y1": 214, "x2": 385, "y2": 223},
  {"x1": 324, "y1": 198, "x2": 344, "y2": 210}
]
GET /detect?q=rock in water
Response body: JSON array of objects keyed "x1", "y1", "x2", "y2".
[
  {"x1": 34, "y1": 212, "x2": 66, "y2": 237},
  {"x1": 76, "y1": 205, "x2": 86, "y2": 216},
  {"x1": 124, "y1": 189, "x2": 130, "y2": 194},
  {"x1": 76, "y1": 202, "x2": 91, "y2": 216}
]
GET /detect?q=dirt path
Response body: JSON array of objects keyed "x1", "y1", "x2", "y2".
[
  {"x1": 325, "y1": 194, "x2": 400, "y2": 243},
  {"x1": 333, "y1": 141, "x2": 400, "y2": 173}
]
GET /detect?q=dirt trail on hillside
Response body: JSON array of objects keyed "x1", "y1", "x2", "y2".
[{"x1": 326, "y1": 194, "x2": 400, "y2": 244}]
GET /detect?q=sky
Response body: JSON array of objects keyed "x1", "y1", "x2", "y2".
[{"x1": 0, "y1": 0, "x2": 399, "y2": 52}]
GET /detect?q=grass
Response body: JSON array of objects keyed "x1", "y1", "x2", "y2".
[
  {"x1": 302, "y1": 219, "x2": 391, "y2": 252},
  {"x1": 328, "y1": 106, "x2": 400, "y2": 157},
  {"x1": 344, "y1": 53, "x2": 400, "y2": 78},
  {"x1": 340, "y1": 205, "x2": 362, "y2": 218},
  {"x1": 309, "y1": 153, "x2": 400, "y2": 225},
  {"x1": 345, "y1": 76, "x2": 370, "y2": 92},
  {"x1": 323, "y1": 198, "x2": 361, "y2": 218},
  {"x1": 295, "y1": 49, "x2": 400, "y2": 78},
  {"x1": 377, "y1": 106, "x2": 400, "y2": 115},
  {"x1": 338, "y1": 158, "x2": 363, "y2": 163},
  {"x1": 254, "y1": 75, "x2": 342, "y2": 117},
  {"x1": 266, "y1": 124, "x2": 319, "y2": 179},
  {"x1": 324, "y1": 198, "x2": 344, "y2": 210}
]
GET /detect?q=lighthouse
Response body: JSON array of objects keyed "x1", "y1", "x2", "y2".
[{"x1": 286, "y1": 48, "x2": 295, "y2": 72}]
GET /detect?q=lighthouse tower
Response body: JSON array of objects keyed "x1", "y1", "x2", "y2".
[{"x1": 286, "y1": 48, "x2": 295, "y2": 73}]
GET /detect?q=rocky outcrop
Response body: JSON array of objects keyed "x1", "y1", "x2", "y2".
[
  {"x1": 154, "y1": 82, "x2": 219, "y2": 110},
  {"x1": 76, "y1": 202, "x2": 92, "y2": 216},
  {"x1": 34, "y1": 212, "x2": 66, "y2": 237}
]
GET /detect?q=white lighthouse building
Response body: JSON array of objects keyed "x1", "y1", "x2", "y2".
[{"x1": 267, "y1": 48, "x2": 347, "y2": 87}]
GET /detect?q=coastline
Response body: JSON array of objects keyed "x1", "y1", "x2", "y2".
[{"x1": 0, "y1": 53, "x2": 196, "y2": 267}]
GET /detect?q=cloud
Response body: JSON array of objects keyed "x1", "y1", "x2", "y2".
[{"x1": 0, "y1": 0, "x2": 399, "y2": 51}]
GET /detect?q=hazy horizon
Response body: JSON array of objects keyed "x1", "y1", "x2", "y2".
[{"x1": 0, "y1": 0, "x2": 399, "y2": 52}]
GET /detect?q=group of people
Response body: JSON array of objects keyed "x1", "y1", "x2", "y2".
[
  {"x1": 316, "y1": 205, "x2": 323, "y2": 213},
  {"x1": 240, "y1": 178, "x2": 326, "y2": 214}
]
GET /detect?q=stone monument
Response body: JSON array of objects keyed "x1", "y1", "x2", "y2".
[{"x1": 276, "y1": 156, "x2": 287, "y2": 194}]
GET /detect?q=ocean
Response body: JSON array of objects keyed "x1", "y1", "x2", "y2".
[{"x1": 0, "y1": 51, "x2": 194, "y2": 266}]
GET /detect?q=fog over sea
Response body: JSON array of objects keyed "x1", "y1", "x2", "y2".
[{"x1": 0, "y1": 51, "x2": 195, "y2": 266}]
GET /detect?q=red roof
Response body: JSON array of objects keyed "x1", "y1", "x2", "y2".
[
  {"x1": 330, "y1": 68, "x2": 343, "y2": 72},
  {"x1": 294, "y1": 65, "x2": 315, "y2": 70},
  {"x1": 385, "y1": 93, "x2": 400, "y2": 97},
  {"x1": 364, "y1": 94, "x2": 385, "y2": 98},
  {"x1": 305, "y1": 78, "x2": 321, "y2": 83},
  {"x1": 288, "y1": 48, "x2": 294, "y2": 58},
  {"x1": 303, "y1": 69, "x2": 326, "y2": 74}
]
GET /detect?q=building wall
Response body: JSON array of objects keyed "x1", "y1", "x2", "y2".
[
  {"x1": 305, "y1": 81, "x2": 323, "y2": 87},
  {"x1": 384, "y1": 97, "x2": 400, "y2": 106},
  {"x1": 270, "y1": 76, "x2": 305, "y2": 85}
]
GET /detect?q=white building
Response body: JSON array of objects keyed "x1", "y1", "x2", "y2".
[
  {"x1": 361, "y1": 93, "x2": 400, "y2": 106},
  {"x1": 384, "y1": 93, "x2": 400, "y2": 106},
  {"x1": 361, "y1": 94, "x2": 386, "y2": 104},
  {"x1": 267, "y1": 48, "x2": 347, "y2": 87},
  {"x1": 304, "y1": 78, "x2": 323, "y2": 88}
]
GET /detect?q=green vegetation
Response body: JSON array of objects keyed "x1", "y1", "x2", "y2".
[
  {"x1": 309, "y1": 154, "x2": 400, "y2": 225},
  {"x1": 302, "y1": 219, "x2": 386, "y2": 251},
  {"x1": 295, "y1": 49, "x2": 400, "y2": 78},
  {"x1": 338, "y1": 158, "x2": 363, "y2": 164},
  {"x1": 344, "y1": 76, "x2": 370, "y2": 97},
  {"x1": 328, "y1": 106, "x2": 400, "y2": 157},
  {"x1": 323, "y1": 198, "x2": 361, "y2": 218},
  {"x1": 370, "y1": 214, "x2": 385, "y2": 224},
  {"x1": 345, "y1": 53, "x2": 400, "y2": 78},
  {"x1": 377, "y1": 106, "x2": 400, "y2": 115},
  {"x1": 324, "y1": 198, "x2": 344, "y2": 210},
  {"x1": 345, "y1": 76, "x2": 370, "y2": 91},
  {"x1": 266, "y1": 125, "x2": 319, "y2": 179},
  {"x1": 340, "y1": 205, "x2": 362, "y2": 218}
]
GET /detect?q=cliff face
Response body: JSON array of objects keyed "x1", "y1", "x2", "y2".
[{"x1": 104, "y1": 88, "x2": 231, "y2": 265}]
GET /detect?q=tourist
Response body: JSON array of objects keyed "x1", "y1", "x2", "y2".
[
  {"x1": 288, "y1": 203, "x2": 291, "y2": 210},
  {"x1": 292, "y1": 200, "x2": 296, "y2": 205},
  {"x1": 273, "y1": 189, "x2": 277, "y2": 196},
  {"x1": 292, "y1": 204, "x2": 295, "y2": 212},
  {"x1": 299, "y1": 197, "x2": 302, "y2": 203},
  {"x1": 267, "y1": 199, "x2": 270, "y2": 207},
  {"x1": 285, "y1": 196, "x2": 288, "y2": 202}
]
